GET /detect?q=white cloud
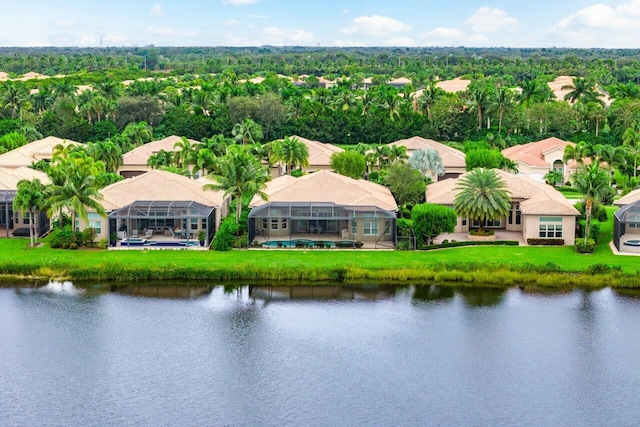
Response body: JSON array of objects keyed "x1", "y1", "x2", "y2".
[
  {"x1": 547, "y1": 1, "x2": 640, "y2": 47},
  {"x1": 464, "y1": 7, "x2": 517, "y2": 34},
  {"x1": 144, "y1": 26, "x2": 196, "y2": 37},
  {"x1": 342, "y1": 15, "x2": 412, "y2": 37},
  {"x1": 150, "y1": 4, "x2": 164, "y2": 15},
  {"x1": 222, "y1": 19, "x2": 241, "y2": 27},
  {"x1": 261, "y1": 26, "x2": 314, "y2": 45},
  {"x1": 224, "y1": 0, "x2": 261, "y2": 5}
]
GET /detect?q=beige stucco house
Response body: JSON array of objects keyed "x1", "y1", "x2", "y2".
[
  {"x1": 613, "y1": 190, "x2": 640, "y2": 253},
  {"x1": 426, "y1": 169, "x2": 580, "y2": 245},
  {"x1": 387, "y1": 136, "x2": 466, "y2": 181},
  {"x1": 79, "y1": 170, "x2": 230, "y2": 247},
  {"x1": 248, "y1": 170, "x2": 398, "y2": 248},
  {"x1": 271, "y1": 136, "x2": 344, "y2": 177},
  {"x1": 119, "y1": 135, "x2": 200, "y2": 179},
  {"x1": 0, "y1": 136, "x2": 79, "y2": 168},
  {"x1": 502, "y1": 137, "x2": 576, "y2": 184},
  {"x1": 0, "y1": 166, "x2": 51, "y2": 238}
]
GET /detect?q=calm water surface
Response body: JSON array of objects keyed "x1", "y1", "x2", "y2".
[{"x1": 1, "y1": 282, "x2": 640, "y2": 426}]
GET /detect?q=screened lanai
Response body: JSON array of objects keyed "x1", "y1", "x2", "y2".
[
  {"x1": 0, "y1": 190, "x2": 49, "y2": 238},
  {"x1": 614, "y1": 201, "x2": 640, "y2": 253},
  {"x1": 248, "y1": 202, "x2": 397, "y2": 248},
  {"x1": 108, "y1": 200, "x2": 215, "y2": 245}
]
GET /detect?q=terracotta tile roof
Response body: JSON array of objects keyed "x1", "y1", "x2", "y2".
[
  {"x1": 282, "y1": 136, "x2": 343, "y2": 167},
  {"x1": 0, "y1": 166, "x2": 50, "y2": 190},
  {"x1": 0, "y1": 136, "x2": 80, "y2": 168},
  {"x1": 122, "y1": 136, "x2": 200, "y2": 166},
  {"x1": 426, "y1": 169, "x2": 579, "y2": 216},
  {"x1": 249, "y1": 170, "x2": 398, "y2": 212},
  {"x1": 436, "y1": 77, "x2": 471, "y2": 93},
  {"x1": 100, "y1": 170, "x2": 227, "y2": 211},
  {"x1": 615, "y1": 188, "x2": 640, "y2": 206},
  {"x1": 502, "y1": 137, "x2": 574, "y2": 168},
  {"x1": 388, "y1": 136, "x2": 466, "y2": 168}
]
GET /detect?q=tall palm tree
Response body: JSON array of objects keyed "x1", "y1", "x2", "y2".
[
  {"x1": 388, "y1": 145, "x2": 409, "y2": 164},
  {"x1": 122, "y1": 121, "x2": 153, "y2": 148},
  {"x1": 494, "y1": 86, "x2": 515, "y2": 134},
  {"x1": 173, "y1": 137, "x2": 197, "y2": 169},
  {"x1": 12, "y1": 178, "x2": 46, "y2": 247},
  {"x1": 271, "y1": 136, "x2": 310, "y2": 174},
  {"x1": 232, "y1": 118, "x2": 263, "y2": 146},
  {"x1": 466, "y1": 85, "x2": 491, "y2": 131},
  {"x1": 622, "y1": 121, "x2": 640, "y2": 178},
  {"x1": 563, "y1": 141, "x2": 594, "y2": 167},
  {"x1": 0, "y1": 81, "x2": 29, "y2": 119},
  {"x1": 203, "y1": 147, "x2": 268, "y2": 222},
  {"x1": 417, "y1": 80, "x2": 444, "y2": 121},
  {"x1": 47, "y1": 151, "x2": 107, "y2": 236},
  {"x1": 571, "y1": 162, "x2": 611, "y2": 243},
  {"x1": 454, "y1": 168, "x2": 512, "y2": 235},
  {"x1": 562, "y1": 77, "x2": 602, "y2": 105},
  {"x1": 409, "y1": 148, "x2": 445, "y2": 181},
  {"x1": 86, "y1": 140, "x2": 123, "y2": 173}
]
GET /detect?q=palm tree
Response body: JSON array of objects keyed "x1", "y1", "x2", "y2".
[
  {"x1": 593, "y1": 144, "x2": 627, "y2": 175},
  {"x1": 622, "y1": 121, "x2": 640, "y2": 178},
  {"x1": 86, "y1": 140, "x2": 123, "y2": 173},
  {"x1": 122, "y1": 121, "x2": 153, "y2": 148},
  {"x1": 12, "y1": 178, "x2": 46, "y2": 247},
  {"x1": 409, "y1": 148, "x2": 445, "y2": 181},
  {"x1": 271, "y1": 136, "x2": 310, "y2": 174},
  {"x1": 47, "y1": 151, "x2": 107, "y2": 236},
  {"x1": 417, "y1": 80, "x2": 443, "y2": 121},
  {"x1": 494, "y1": 86, "x2": 515, "y2": 134},
  {"x1": 0, "y1": 81, "x2": 29, "y2": 119},
  {"x1": 232, "y1": 118, "x2": 263, "y2": 146},
  {"x1": 466, "y1": 85, "x2": 491, "y2": 131},
  {"x1": 203, "y1": 147, "x2": 268, "y2": 222},
  {"x1": 388, "y1": 145, "x2": 408, "y2": 164},
  {"x1": 562, "y1": 77, "x2": 602, "y2": 105},
  {"x1": 454, "y1": 168, "x2": 512, "y2": 235},
  {"x1": 173, "y1": 137, "x2": 197, "y2": 169},
  {"x1": 563, "y1": 141, "x2": 594, "y2": 167},
  {"x1": 571, "y1": 162, "x2": 611, "y2": 243}
]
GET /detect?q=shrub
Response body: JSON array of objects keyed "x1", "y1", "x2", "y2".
[
  {"x1": 587, "y1": 263, "x2": 622, "y2": 275},
  {"x1": 575, "y1": 240, "x2": 595, "y2": 253},
  {"x1": 419, "y1": 240, "x2": 519, "y2": 250},
  {"x1": 291, "y1": 169, "x2": 304, "y2": 177},
  {"x1": 97, "y1": 238, "x2": 108, "y2": 249},
  {"x1": 469, "y1": 229, "x2": 494, "y2": 236},
  {"x1": 69, "y1": 242, "x2": 78, "y2": 250},
  {"x1": 527, "y1": 238, "x2": 565, "y2": 246},
  {"x1": 50, "y1": 229, "x2": 77, "y2": 249},
  {"x1": 397, "y1": 240, "x2": 411, "y2": 250},
  {"x1": 81, "y1": 227, "x2": 98, "y2": 247},
  {"x1": 213, "y1": 217, "x2": 239, "y2": 251},
  {"x1": 411, "y1": 203, "x2": 457, "y2": 246},
  {"x1": 396, "y1": 218, "x2": 413, "y2": 237},
  {"x1": 577, "y1": 220, "x2": 601, "y2": 243},
  {"x1": 597, "y1": 207, "x2": 608, "y2": 222}
]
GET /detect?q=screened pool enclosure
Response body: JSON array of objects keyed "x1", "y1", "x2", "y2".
[
  {"x1": 613, "y1": 201, "x2": 640, "y2": 253},
  {"x1": 108, "y1": 200, "x2": 216, "y2": 245},
  {"x1": 248, "y1": 202, "x2": 397, "y2": 248}
]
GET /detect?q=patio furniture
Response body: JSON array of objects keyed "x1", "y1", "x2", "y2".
[
  {"x1": 145, "y1": 229, "x2": 153, "y2": 238},
  {"x1": 131, "y1": 229, "x2": 139, "y2": 238}
]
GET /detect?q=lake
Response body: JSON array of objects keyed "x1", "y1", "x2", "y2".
[{"x1": 1, "y1": 282, "x2": 639, "y2": 426}]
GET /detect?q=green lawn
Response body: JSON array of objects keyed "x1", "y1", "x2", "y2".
[{"x1": 1, "y1": 214, "x2": 638, "y2": 286}]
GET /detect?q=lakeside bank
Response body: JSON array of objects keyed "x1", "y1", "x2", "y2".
[{"x1": 1, "y1": 238, "x2": 638, "y2": 289}]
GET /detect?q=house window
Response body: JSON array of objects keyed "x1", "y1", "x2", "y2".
[
  {"x1": 539, "y1": 217, "x2": 563, "y2": 238},
  {"x1": 87, "y1": 213, "x2": 102, "y2": 234},
  {"x1": 23, "y1": 216, "x2": 30, "y2": 225},
  {"x1": 271, "y1": 219, "x2": 278, "y2": 230},
  {"x1": 262, "y1": 219, "x2": 268, "y2": 229},
  {"x1": 472, "y1": 219, "x2": 501, "y2": 228},
  {"x1": 363, "y1": 221, "x2": 378, "y2": 235},
  {"x1": 351, "y1": 221, "x2": 357, "y2": 235},
  {"x1": 515, "y1": 208, "x2": 522, "y2": 225},
  {"x1": 191, "y1": 218, "x2": 198, "y2": 230},
  {"x1": 461, "y1": 218, "x2": 467, "y2": 226},
  {"x1": 628, "y1": 214, "x2": 640, "y2": 229},
  {"x1": 384, "y1": 220, "x2": 392, "y2": 235},
  {"x1": 282, "y1": 218, "x2": 288, "y2": 230}
]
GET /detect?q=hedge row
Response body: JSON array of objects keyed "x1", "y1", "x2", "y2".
[{"x1": 420, "y1": 240, "x2": 519, "y2": 251}]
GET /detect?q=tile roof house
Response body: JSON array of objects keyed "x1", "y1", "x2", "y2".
[
  {"x1": 387, "y1": 136, "x2": 466, "y2": 181},
  {"x1": 502, "y1": 137, "x2": 576, "y2": 184},
  {"x1": 614, "y1": 188, "x2": 640, "y2": 206},
  {"x1": 272, "y1": 136, "x2": 344, "y2": 176},
  {"x1": 426, "y1": 169, "x2": 580, "y2": 245},
  {"x1": 81, "y1": 170, "x2": 230, "y2": 248},
  {"x1": 0, "y1": 167, "x2": 51, "y2": 238},
  {"x1": 119, "y1": 135, "x2": 200, "y2": 179},
  {"x1": 248, "y1": 170, "x2": 398, "y2": 248},
  {"x1": 0, "y1": 136, "x2": 80, "y2": 168}
]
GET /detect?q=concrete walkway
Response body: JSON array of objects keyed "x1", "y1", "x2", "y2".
[{"x1": 434, "y1": 230, "x2": 526, "y2": 245}]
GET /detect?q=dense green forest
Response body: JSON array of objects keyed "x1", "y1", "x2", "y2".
[{"x1": 1, "y1": 47, "x2": 640, "y2": 182}]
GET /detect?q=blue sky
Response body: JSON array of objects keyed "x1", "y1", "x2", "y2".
[{"x1": 2, "y1": 0, "x2": 640, "y2": 48}]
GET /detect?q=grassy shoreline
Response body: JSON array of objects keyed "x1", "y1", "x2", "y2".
[{"x1": 0, "y1": 236, "x2": 638, "y2": 289}]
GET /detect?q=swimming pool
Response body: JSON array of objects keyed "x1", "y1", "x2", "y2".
[
  {"x1": 261, "y1": 240, "x2": 336, "y2": 248},
  {"x1": 623, "y1": 239, "x2": 640, "y2": 247}
]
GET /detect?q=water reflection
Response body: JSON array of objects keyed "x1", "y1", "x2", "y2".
[
  {"x1": 248, "y1": 284, "x2": 397, "y2": 302},
  {"x1": 113, "y1": 284, "x2": 212, "y2": 299},
  {"x1": 458, "y1": 286, "x2": 507, "y2": 307},
  {"x1": 412, "y1": 284, "x2": 455, "y2": 302}
]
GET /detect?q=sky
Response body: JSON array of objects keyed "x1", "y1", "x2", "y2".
[{"x1": 2, "y1": 0, "x2": 640, "y2": 48}]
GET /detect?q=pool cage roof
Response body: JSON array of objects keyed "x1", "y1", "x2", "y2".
[
  {"x1": 0, "y1": 190, "x2": 16, "y2": 203},
  {"x1": 108, "y1": 200, "x2": 215, "y2": 219},
  {"x1": 248, "y1": 202, "x2": 397, "y2": 220},
  {"x1": 614, "y1": 201, "x2": 640, "y2": 223}
]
